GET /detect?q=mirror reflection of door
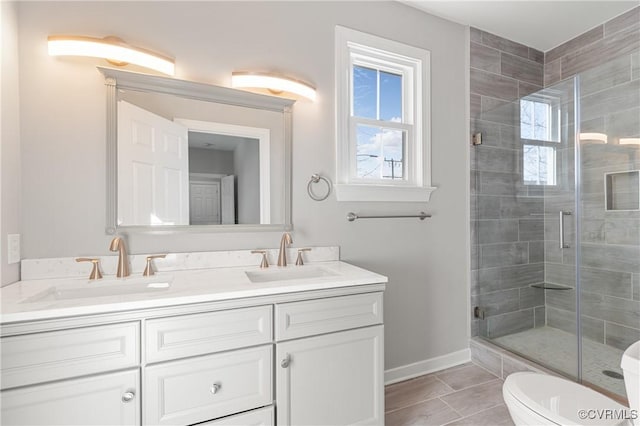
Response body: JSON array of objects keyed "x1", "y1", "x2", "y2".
[
  {"x1": 117, "y1": 98, "x2": 264, "y2": 226},
  {"x1": 188, "y1": 131, "x2": 259, "y2": 225},
  {"x1": 189, "y1": 181, "x2": 221, "y2": 225},
  {"x1": 117, "y1": 101, "x2": 190, "y2": 226},
  {"x1": 221, "y1": 175, "x2": 235, "y2": 224}
]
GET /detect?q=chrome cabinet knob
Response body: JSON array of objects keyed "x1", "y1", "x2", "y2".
[
  {"x1": 210, "y1": 383, "x2": 221, "y2": 394},
  {"x1": 122, "y1": 391, "x2": 135, "y2": 403},
  {"x1": 281, "y1": 354, "x2": 291, "y2": 368}
]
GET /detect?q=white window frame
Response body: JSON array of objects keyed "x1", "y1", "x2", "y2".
[{"x1": 335, "y1": 26, "x2": 435, "y2": 202}]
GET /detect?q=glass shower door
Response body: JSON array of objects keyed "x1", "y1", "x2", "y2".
[
  {"x1": 577, "y1": 59, "x2": 640, "y2": 399},
  {"x1": 473, "y1": 58, "x2": 639, "y2": 402},
  {"x1": 472, "y1": 77, "x2": 580, "y2": 381}
]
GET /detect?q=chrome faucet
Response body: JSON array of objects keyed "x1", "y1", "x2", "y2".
[
  {"x1": 277, "y1": 233, "x2": 292, "y2": 267},
  {"x1": 109, "y1": 236, "x2": 130, "y2": 278}
]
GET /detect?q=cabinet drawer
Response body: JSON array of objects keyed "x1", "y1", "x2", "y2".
[
  {"x1": 145, "y1": 305, "x2": 272, "y2": 363},
  {"x1": 275, "y1": 292, "x2": 383, "y2": 341},
  {"x1": 1, "y1": 369, "x2": 140, "y2": 426},
  {"x1": 144, "y1": 345, "x2": 272, "y2": 425},
  {"x1": 1, "y1": 322, "x2": 139, "y2": 389},
  {"x1": 198, "y1": 406, "x2": 274, "y2": 426}
]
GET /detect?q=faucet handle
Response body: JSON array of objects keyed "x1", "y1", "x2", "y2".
[
  {"x1": 76, "y1": 257, "x2": 103, "y2": 280},
  {"x1": 143, "y1": 254, "x2": 167, "y2": 277},
  {"x1": 251, "y1": 250, "x2": 269, "y2": 268},
  {"x1": 295, "y1": 248, "x2": 312, "y2": 266}
]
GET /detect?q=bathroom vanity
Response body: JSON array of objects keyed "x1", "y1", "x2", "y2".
[{"x1": 0, "y1": 257, "x2": 386, "y2": 426}]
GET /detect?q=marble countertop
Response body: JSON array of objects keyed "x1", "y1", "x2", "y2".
[{"x1": 1, "y1": 261, "x2": 388, "y2": 324}]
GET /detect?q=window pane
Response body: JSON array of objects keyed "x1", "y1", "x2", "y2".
[
  {"x1": 533, "y1": 101, "x2": 549, "y2": 140},
  {"x1": 520, "y1": 99, "x2": 558, "y2": 142},
  {"x1": 356, "y1": 124, "x2": 382, "y2": 178},
  {"x1": 356, "y1": 124, "x2": 405, "y2": 180},
  {"x1": 523, "y1": 144, "x2": 556, "y2": 185},
  {"x1": 381, "y1": 129, "x2": 405, "y2": 180},
  {"x1": 353, "y1": 65, "x2": 377, "y2": 119},
  {"x1": 520, "y1": 100, "x2": 533, "y2": 140},
  {"x1": 379, "y1": 71, "x2": 402, "y2": 122}
]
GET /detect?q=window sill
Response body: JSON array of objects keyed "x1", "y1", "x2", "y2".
[{"x1": 334, "y1": 184, "x2": 437, "y2": 202}]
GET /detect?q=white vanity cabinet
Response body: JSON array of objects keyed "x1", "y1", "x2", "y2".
[
  {"x1": 1, "y1": 369, "x2": 140, "y2": 426},
  {"x1": 274, "y1": 293, "x2": 384, "y2": 426},
  {"x1": 1, "y1": 283, "x2": 385, "y2": 426},
  {"x1": 142, "y1": 306, "x2": 273, "y2": 425},
  {"x1": 0, "y1": 322, "x2": 141, "y2": 426}
]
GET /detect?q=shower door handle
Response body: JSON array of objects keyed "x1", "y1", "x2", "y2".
[{"x1": 559, "y1": 211, "x2": 572, "y2": 248}]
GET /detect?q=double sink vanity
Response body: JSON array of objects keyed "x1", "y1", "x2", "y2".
[
  {"x1": 0, "y1": 244, "x2": 387, "y2": 425},
  {"x1": 1, "y1": 66, "x2": 387, "y2": 425}
]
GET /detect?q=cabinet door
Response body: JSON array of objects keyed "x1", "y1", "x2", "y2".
[
  {"x1": 276, "y1": 326, "x2": 384, "y2": 426},
  {"x1": 1, "y1": 369, "x2": 139, "y2": 426}
]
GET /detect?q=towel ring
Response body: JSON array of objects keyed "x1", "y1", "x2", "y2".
[{"x1": 307, "y1": 174, "x2": 331, "y2": 201}]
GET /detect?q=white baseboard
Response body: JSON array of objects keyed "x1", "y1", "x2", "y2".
[{"x1": 384, "y1": 348, "x2": 471, "y2": 385}]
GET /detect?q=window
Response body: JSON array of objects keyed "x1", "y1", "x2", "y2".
[
  {"x1": 520, "y1": 99, "x2": 558, "y2": 142},
  {"x1": 520, "y1": 97, "x2": 560, "y2": 186},
  {"x1": 523, "y1": 145, "x2": 556, "y2": 185},
  {"x1": 335, "y1": 26, "x2": 434, "y2": 202}
]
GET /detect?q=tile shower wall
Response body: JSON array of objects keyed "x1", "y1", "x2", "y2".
[
  {"x1": 471, "y1": 6, "x2": 640, "y2": 352},
  {"x1": 470, "y1": 28, "x2": 546, "y2": 338},
  {"x1": 543, "y1": 6, "x2": 640, "y2": 351}
]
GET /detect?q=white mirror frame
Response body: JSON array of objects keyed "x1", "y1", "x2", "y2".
[{"x1": 99, "y1": 67, "x2": 294, "y2": 234}]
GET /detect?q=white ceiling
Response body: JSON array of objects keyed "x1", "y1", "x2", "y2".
[
  {"x1": 189, "y1": 132, "x2": 242, "y2": 151},
  {"x1": 403, "y1": 1, "x2": 639, "y2": 51}
]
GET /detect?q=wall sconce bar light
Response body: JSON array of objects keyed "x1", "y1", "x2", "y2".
[
  {"x1": 231, "y1": 72, "x2": 316, "y2": 101},
  {"x1": 579, "y1": 132, "x2": 608, "y2": 144},
  {"x1": 48, "y1": 35, "x2": 175, "y2": 76},
  {"x1": 619, "y1": 138, "x2": 640, "y2": 145}
]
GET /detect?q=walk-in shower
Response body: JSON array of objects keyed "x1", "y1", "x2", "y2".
[{"x1": 471, "y1": 56, "x2": 640, "y2": 400}]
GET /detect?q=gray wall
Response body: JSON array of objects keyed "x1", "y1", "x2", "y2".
[
  {"x1": 469, "y1": 28, "x2": 546, "y2": 338},
  {"x1": 188, "y1": 148, "x2": 234, "y2": 175},
  {"x1": 15, "y1": 2, "x2": 469, "y2": 372},
  {"x1": 233, "y1": 140, "x2": 260, "y2": 224},
  {"x1": 1, "y1": 2, "x2": 21, "y2": 286}
]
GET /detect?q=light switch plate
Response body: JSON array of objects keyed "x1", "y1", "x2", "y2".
[{"x1": 7, "y1": 234, "x2": 20, "y2": 264}]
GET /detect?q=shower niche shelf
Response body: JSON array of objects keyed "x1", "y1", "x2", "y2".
[
  {"x1": 605, "y1": 170, "x2": 640, "y2": 211},
  {"x1": 531, "y1": 283, "x2": 572, "y2": 291}
]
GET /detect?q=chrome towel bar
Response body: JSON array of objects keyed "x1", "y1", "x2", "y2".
[{"x1": 347, "y1": 212, "x2": 431, "y2": 222}]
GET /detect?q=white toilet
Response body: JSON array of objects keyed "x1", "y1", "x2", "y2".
[{"x1": 503, "y1": 340, "x2": 640, "y2": 426}]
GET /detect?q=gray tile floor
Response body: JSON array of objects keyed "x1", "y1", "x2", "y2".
[
  {"x1": 493, "y1": 326, "x2": 626, "y2": 397},
  {"x1": 385, "y1": 363, "x2": 515, "y2": 426}
]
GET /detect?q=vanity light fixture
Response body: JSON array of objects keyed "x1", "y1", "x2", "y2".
[
  {"x1": 48, "y1": 35, "x2": 175, "y2": 76},
  {"x1": 619, "y1": 138, "x2": 640, "y2": 145},
  {"x1": 231, "y1": 72, "x2": 316, "y2": 101},
  {"x1": 579, "y1": 133, "x2": 608, "y2": 144}
]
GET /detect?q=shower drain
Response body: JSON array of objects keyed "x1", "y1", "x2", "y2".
[{"x1": 602, "y1": 370, "x2": 624, "y2": 379}]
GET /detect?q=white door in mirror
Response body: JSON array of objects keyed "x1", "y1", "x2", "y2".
[{"x1": 117, "y1": 101, "x2": 189, "y2": 226}]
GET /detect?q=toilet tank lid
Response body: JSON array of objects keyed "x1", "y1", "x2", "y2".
[{"x1": 621, "y1": 340, "x2": 640, "y2": 374}]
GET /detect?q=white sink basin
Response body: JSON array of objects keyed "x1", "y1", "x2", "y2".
[
  {"x1": 245, "y1": 266, "x2": 338, "y2": 283},
  {"x1": 21, "y1": 275, "x2": 173, "y2": 303}
]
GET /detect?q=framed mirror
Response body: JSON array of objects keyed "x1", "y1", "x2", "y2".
[{"x1": 99, "y1": 67, "x2": 294, "y2": 234}]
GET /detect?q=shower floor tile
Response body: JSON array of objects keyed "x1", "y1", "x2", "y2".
[{"x1": 493, "y1": 326, "x2": 626, "y2": 397}]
